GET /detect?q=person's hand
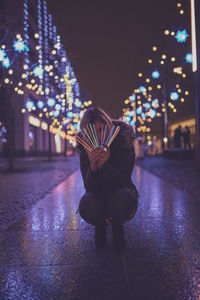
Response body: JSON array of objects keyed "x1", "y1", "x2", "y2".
[
  {"x1": 97, "y1": 145, "x2": 111, "y2": 169},
  {"x1": 88, "y1": 147, "x2": 103, "y2": 172}
]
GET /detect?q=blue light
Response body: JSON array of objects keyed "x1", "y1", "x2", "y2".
[
  {"x1": 130, "y1": 121, "x2": 135, "y2": 126},
  {"x1": 141, "y1": 113, "x2": 146, "y2": 120},
  {"x1": 13, "y1": 40, "x2": 29, "y2": 52},
  {"x1": 37, "y1": 100, "x2": 44, "y2": 109},
  {"x1": 2, "y1": 57, "x2": 10, "y2": 68},
  {"x1": 33, "y1": 65, "x2": 44, "y2": 77},
  {"x1": 152, "y1": 99, "x2": 159, "y2": 107},
  {"x1": 139, "y1": 86, "x2": 146, "y2": 93},
  {"x1": 47, "y1": 98, "x2": 55, "y2": 107},
  {"x1": 67, "y1": 112, "x2": 73, "y2": 118},
  {"x1": 55, "y1": 104, "x2": 62, "y2": 111},
  {"x1": 129, "y1": 94, "x2": 136, "y2": 101},
  {"x1": 26, "y1": 100, "x2": 34, "y2": 110},
  {"x1": 144, "y1": 103, "x2": 151, "y2": 109},
  {"x1": 128, "y1": 111, "x2": 134, "y2": 116},
  {"x1": 74, "y1": 99, "x2": 82, "y2": 107},
  {"x1": 152, "y1": 71, "x2": 160, "y2": 79},
  {"x1": 125, "y1": 116, "x2": 131, "y2": 122},
  {"x1": 175, "y1": 30, "x2": 189, "y2": 43},
  {"x1": 136, "y1": 107, "x2": 142, "y2": 114},
  {"x1": 185, "y1": 53, "x2": 192, "y2": 63},
  {"x1": 148, "y1": 109, "x2": 156, "y2": 118},
  {"x1": 53, "y1": 111, "x2": 59, "y2": 117},
  {"x1": 75, "y1": 102, "x2": 82, "y2": 108},
  {"x1": 170, "y1": 92, "x2": 179, "y2": 101},
  {"x1": 0, "y1": 49, "x2": 5, "y2": 61}
]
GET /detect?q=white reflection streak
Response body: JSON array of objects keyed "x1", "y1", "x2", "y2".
[{"x1": 191, "y1": 0, "x2": 197, "y2": 72}]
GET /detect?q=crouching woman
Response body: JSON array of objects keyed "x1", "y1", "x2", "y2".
[{"x1": 76, "y1": 106, "x2": 139, "y2": 250}]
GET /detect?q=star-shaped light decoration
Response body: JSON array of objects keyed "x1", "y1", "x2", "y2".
[{"x1": 175, "y1": 30, "x2": 189, "y2": 43}]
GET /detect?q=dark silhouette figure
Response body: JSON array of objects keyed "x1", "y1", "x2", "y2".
[
  {"x1": 183, "y1": 126, "x2": 191, "y2": 149},
  {"x1": 174, "y1": 125, "x2": 182, "y2": 148}
]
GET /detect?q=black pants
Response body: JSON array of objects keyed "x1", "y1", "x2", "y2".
[{"x1": 78, "y1": 187, "x2": 138, "y2": 225}]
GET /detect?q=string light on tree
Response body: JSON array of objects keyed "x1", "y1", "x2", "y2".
[
  {"x1": 33, "y1": 65, "x2": 44, "y2": 78},
  {"x1": 139, "y1": 86, "x2": 146, "y2": 93},
  {"x1": 148, "y1": 109, "x2": 156, "y2": 118},
  {"x1": 185, "y1": 53, "x2": 192, "y2": 63},
  {"x1": 2, "y1": 57, "x2": 10, "y2": 68},
  {"x1": 47, "y1": 98, "x2": 56, "y2": 107},
  {"x1": 152, "y1": 70, "x2": 160, "y2": 78},
  {"x1": 175, "y1": 29, "x2": 189, "y2": 43},
  {"x1": 37, "y1": 100, "x2": 44, "y2": 109},
  {"x1": 13, "y1": 40, "x2": 29, "y2": 52},
  {"x1": 129, "y1": 94, "x2": 136, "y2": 101},
  {"x1": 170, "y1": 92, "x2": 179, "y2": 101},
  {"x1": 26, "y1": 100, "x2": 34, "y2": 110}
]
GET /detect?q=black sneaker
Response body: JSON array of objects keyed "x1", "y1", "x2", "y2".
[
  {"x1": 95, "y1": 223, "x2": 107, "y2": 249},
  {"x1": 112, "y1": 221, "x2": 125, "y2": 250}
]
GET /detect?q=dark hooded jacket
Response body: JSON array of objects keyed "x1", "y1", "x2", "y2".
[{"x1": 77, "y1": 119, "x2": 139, "y2": 196}]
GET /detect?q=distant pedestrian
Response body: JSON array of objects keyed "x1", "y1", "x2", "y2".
[
  {"x1": 76, "y1": 106, "x2": 139, "y2": 250},
  {"x1": 173, "y1": 125, "x2": 182, "y2": 148},
  {"x1": 183, "y1": 126, "x2": 191, "y2": 149}
]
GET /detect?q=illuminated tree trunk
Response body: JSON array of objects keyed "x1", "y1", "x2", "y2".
[
  {"x1": 64, "y1": 132, "x2": 67, "y2": 157},
  {"x1": 161, "y1": 63, "x2": 169, "y2": 151},
  {"x1": 6, "y1": 90, "x2": 15, "y2": 171},
  {"x1": 48, "y1": 122, "x2": 52, "y2": 161}
]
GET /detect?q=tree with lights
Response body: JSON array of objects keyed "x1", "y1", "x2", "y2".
[
  {"x1": 0, "y1": 0, "x2": 88, "y2": 170},
  {"x1": 121, "y1": 1, "x2": 193, "y2": 151}
]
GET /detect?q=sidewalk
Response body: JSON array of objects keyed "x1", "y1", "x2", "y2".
[
  {"x1": 0, "y1": 154, "x2": 80, "y2": 230},
  {"x1": 0, "y1": 163, "x2": 199, "y2": 299},
  {"x1": 136, "y1": 154, "x2": 200, "y2": 199}
]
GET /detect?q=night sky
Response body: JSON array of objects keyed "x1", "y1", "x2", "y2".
[{"x1": 48, "y1": 0, "x2": 194, "y2": 133}]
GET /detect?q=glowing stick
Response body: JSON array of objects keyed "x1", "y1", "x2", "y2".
[
  {"x1": 105, "y1": 125, "x2": 115, "y2": 145},
  {"x1": 76, "y1": 136, "x2": 92, "y2": 152},
  {"x1": 83, "y1": 128, "x2": 95, "y2": 148},
  {"x1": 92, "y1": 123, "x2": 99, "y2": 146},
  {"x1": 101, "y1": 124, "x2": 103, "y2": 147},
  {"x1": 76, "y1": 136, "x2": 92, "y2": 151},
  {"x1": 89, "y1": 123, "x2": 98, "y2": 147},
  {"x1": 82, "y1": 130, "x2": 94, "y2": 149},
  {"x1": 102, "y1": 124, "x2": 107, "y2": 146},
  {"x1": 87, "y1": 124, "x2": 96, "y2": 147},
  {"x1": 107, "y1": 126, "x2": 120, "y2": 146},
  {"x1": 107, "y1": 127, "x2": 120, "y2": 147}
]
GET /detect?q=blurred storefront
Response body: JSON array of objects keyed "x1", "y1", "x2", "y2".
[{"x1": 169, "y1": 116, "x2": 195, "y2": 149}]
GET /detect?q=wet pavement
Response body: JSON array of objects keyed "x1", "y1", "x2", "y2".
[
  {"x1": 136, "y1": 155, "x2": 200, "y2": 199},
  {"x1": 0, "y1": 160, "x2": 200, "y2": 299},
  {"x1": 0, "y1": 154, "x2": 80, "y2": 230}
]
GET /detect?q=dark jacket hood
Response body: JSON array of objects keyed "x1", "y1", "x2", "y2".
[{"x1": 111, "y1": 119, "x2": 135, "y2": 149}]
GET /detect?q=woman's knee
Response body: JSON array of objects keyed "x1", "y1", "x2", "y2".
[
  {"x1": 109, "y1": 187, "x2": 138, "y2": 221},
  {"x1": 79, "y1": 192, "x2": 106, "y2": 225}
]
